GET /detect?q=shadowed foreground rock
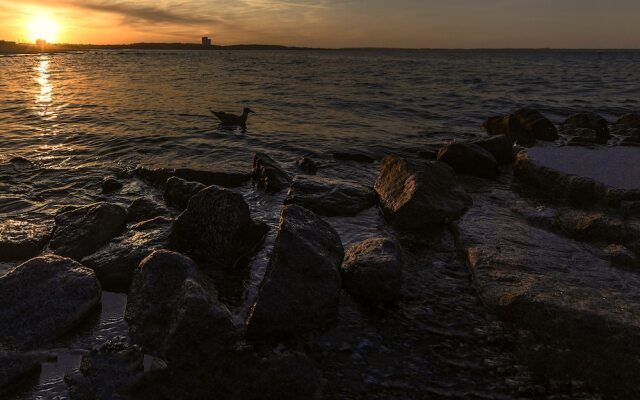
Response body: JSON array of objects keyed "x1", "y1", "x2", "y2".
[
  {"x1": 0, "y1": 219, "x2": 52, "y2": 262},
  {"x1": 437, "y1": 142, "x2": 499, "y2": 178},
  {"x1": 164, "y1": 176, "x2": 205, "y2": 210},
  {"x1": 0, "y1": 352, "x2": 41, "y2": 396},
  {"x1": 247, "y1": 205, "x2": 344, "y2": 340},
  {"x1": 0, "y1": 255, "x2": 101, "y2": 349},
  {"x1": 340, "y1": 237, "x2": 403, "y2": 304},
  {"x1": 456, "y1": 183, "x2": 640, "y2": 398},
  {"x1": 375, "y1": 156, "x2": 472, "y2": 230},
  {"x1": 169, "y1": 186, "x2": 268, "y2": 268},
  {"x1": 125, "y1": 250, "x2": 236, "y2": 362},
  {"x1": 252, "y1": 152, "x2": 291, "y2": 192},
  {"x1": 82, "y1": 216, "x2": 172, "y2": 292},
  {"x1": 49, "y1": 202, "x2": 127, "y2": 260},
  {"x1": 285, "y1": 175, "x2": 376, "y2": 217}
]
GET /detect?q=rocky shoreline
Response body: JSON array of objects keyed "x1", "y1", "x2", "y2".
[{"x1": 1, "y1": 110, "x2": 639, "y2": 399}]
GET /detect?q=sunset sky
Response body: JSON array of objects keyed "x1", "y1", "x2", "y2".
[{"x1": 1, "y1": 0, "x2": 639, "y2": 48}]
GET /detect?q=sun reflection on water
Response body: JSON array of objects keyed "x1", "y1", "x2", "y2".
[{"x1": 35, "y1": 55, "x2": 55, "y2": 119}]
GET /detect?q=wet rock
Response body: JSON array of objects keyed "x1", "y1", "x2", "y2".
[
  {"x1": 0, "y1": 255, "x2": 101, "y2": 348},
  {"x1": 484, "y1": 114, "x2": 533, "y2": 146},
  {"x1": 125, "y1": 250, "x2": 236, "y2": 361},
  {"x1": 64, "y1": 339, "x2": 143, "y2": 400},
  {"x1": 163, "y1": 176, "x2": 205, "y2": 210},
  {"x1": 134, "y1": 166, "x2": 250, "y2": 188},
  {"x1": 50, "y1": 202, "x2": 127, "y2": 260},
  {"x1": 340, "y1": 237, "x2": 403, "y2": 304},
  {"x1": 616, "y1": 113, "x2": 640, "y2": 129},
  {"x1": 513, "y1": 108, "x2": 559, "y2": 141},
  {"x1": 0, "y1": 352, "x2": 41, "y2": 396},
  {"x1": 374, "y1": 156, "x2": 472, "y2": 231},
  {"x1": 247, "y1": 205, "x2": 344, "y2": 341},
  {"x1": 564, "y1": 128, "x2": 609, "y2": 145},
  {"x1": 295, "y1": 157, "x2": 318, "y2": 175},
  {"x1": 333, "y1": 151, "x2": 376, "y2": 163},
  {"x1": 561, "y1": 112, "x2": 610, "y2": 144},
  {"x1": 252, "y1": 153, "x2": 291, "y2": 192},
  {"x1": 0, "y1": 219, "x2": 52, "y2": 262},
  {"x1": 102, "y1": 177, "x2": 123, "y2": 194},
  {"x1": 285, "y1": 175, "x2": 376, "y2": 217},
  {"x1": 82, "y1": 216, "x2": 172, "y2": 292},
  {"x1": 604, "y1": 244, "x2": 639, "y2": 268},
  {"x1": 556, "y1": 210, "x2": 628, "y2": 244},
  {"x1": 483, "y1": 109, "x2": 557, "y2": 145},
  {"x1": 126, "y1": 197, "x2": 168, "y2": 223},
  {"x1": 456, "y1": 184, "x2": 640, "y2": 398},
  {"x1": 472, "y1": 135, "x2": 515, "y2": 164},
  {"x1": 437, "y1": 142, "x2": 499, "y2": 178},
  {"x1": 169, "y1": 185, "x2": 268, "y2": 268}
]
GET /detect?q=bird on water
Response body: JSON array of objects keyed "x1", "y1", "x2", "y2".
[{"x1": 209, "y1": 107, "x2": 255, "y2": 131}]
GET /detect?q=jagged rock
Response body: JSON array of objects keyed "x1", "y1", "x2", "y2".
[
  {"x1": 374, "y1": 156, "x2": 472, "y2": 231},
  {"x1": 134, "y1": 166, "x2": 250, "y2": 188},
  {"x1": 437, "y1": 142, "x2": 499, "y2": 178},
  {"x1": 340, "y1": 237, "x2": 403, "y2": 304},
  {"x1": 246, "y1": 205, "x2": 344, "y2": 340},
  {"x1": 456, "y1": 183, "x2": 640, "y2": 398},
  {"x1": 125, "y1": 250, "x2": 236, "y2": 361},
  {"x1": 561, "y1": 112, "x2": 610, "y2": 144},
  {"x1": 0, "y1": 255, "x2": 101, "y2": 348},
  {"x1": 295, "y1": 157, "x2": 318, "y2": 175},
  {"x1": 472, "y1": 135, "x2": 515, "y2": 164},
  {"x1": 164, "y1": 176, "x2": 205, "y2": 210},
  {"x1": 483, "y1": 109, "x2": 557, "y2": 145},
  {"x1": 126, "y1": 197, "x2": 168, "y2": 223},
  {"x1": 0, "y1": 219, "x2": 52, "y2": 262},
  {"x1": 252, "y1": 153, "x2": 291, "y2": 192},
  {"x1": 333, "y1": 151, "x2": 376, "y2": 163},
  {"x1": 0, "y1": 352, "x2": 41, "y2": 396},
  {"x1": 285, "y1": 175, "x2": 376, "y2": 217},
  {"x1": 65, "y1": 339, "x2": 143, "y2": 400},
  {"x1": 169, "y1": 185, "x2": 267, "y2": 268},
  {"x1": 50, "y1": 203, "x2": 127, "y2": 260},
  {"x1": 82, "y1": 217, "x2": 172, "y2": 292},
  {"x1": 102, "y1": 177, "x2": 123, "y2": 194}
]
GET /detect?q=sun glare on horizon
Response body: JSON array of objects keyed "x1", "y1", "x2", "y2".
[{"x1": 27, "y1": 15, "x2": 60, "y2": 43}]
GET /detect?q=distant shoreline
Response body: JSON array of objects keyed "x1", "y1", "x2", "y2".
[{"x1": 1, "y1": 41, "x2": 639, "y2": 55}]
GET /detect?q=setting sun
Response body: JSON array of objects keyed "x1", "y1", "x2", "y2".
[{"x1": 27, "y1": 15, "x2": 59, "y2": 43}]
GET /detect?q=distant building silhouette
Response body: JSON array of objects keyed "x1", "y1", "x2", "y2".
[
  {"x1": 201, "y1": 37, "x2": 212, "y2": 46},
  {"x1": 36, "y1": 39, "x2": 47, "y2": 48}
]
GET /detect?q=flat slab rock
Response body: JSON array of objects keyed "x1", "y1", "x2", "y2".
[
  {"x1": 455, "y1": 183, "x2": 640, "y2": 396},
  {"x1": 0, "y1": 219, "x2": 52, "y2": 262},
  {"x1": 0, "y1": 255, "x2": 101, "y2": 349},
  {"x1": 285, "y1": 175, "x2": 376, "y2": 217}
]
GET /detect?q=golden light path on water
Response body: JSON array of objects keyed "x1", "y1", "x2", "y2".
[{"x1": 35, "y1": 55, "x2": 54, "y2": 118}]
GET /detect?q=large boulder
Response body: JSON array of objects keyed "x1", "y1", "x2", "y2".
[
  {"x1": 252, "y1": 153, "x2": 291, "y2": 192},
  {"x1": 483, "y1": 108, "x2": 558, "y2": 145},
  {"x1": 164, "y1": 176, "x2": 205, "y2": 210},
  {"x1": 374, "y1": 156, "x2": 472, "y2": 231},
  {"x1": 169, "y1": 186, "x2": 268, "y2": 268},
  {"x1": 472, "y1": 135, "x2": 515, "y2": 164},
  {"x1": 82, "y1": 216, "x2": 172, "y2": 292},
  {"x1": 437, "y1": 142, "x2": 499, "y2": 178},
  {"x1": 284, "y1": 175, "x2": 376, "y2": 217},
  {"x1": 0, "y1": 255, "x2": 101, "y2": 348},
  {"x1": 125, "y1": 250, "x2": 236, "y2": 361},
  {"x1": 246, "y1": 205, "x2": 344, "y2": 340},
  {"x1": 49, "y1": 203, "x2": 127, "y2": 260},
  {"x1": 340, "y1": 237, "x2": 403, "y2": 304},
  {"x1": 0, "y1": 219, "x2": 52, "y2": 262}
]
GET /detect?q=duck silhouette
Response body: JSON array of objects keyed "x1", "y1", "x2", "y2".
[{"x1": 209, "y1": 107, "x2": 255, "y2": 131}]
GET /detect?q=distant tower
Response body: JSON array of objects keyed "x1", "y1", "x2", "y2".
[{"x1": 201, "y1": 37, "x2": 212, "y2": 46}]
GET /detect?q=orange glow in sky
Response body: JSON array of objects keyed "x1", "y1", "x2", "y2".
[{"x1": 27, "y1": 15, "x2": 60, "y2": 43}]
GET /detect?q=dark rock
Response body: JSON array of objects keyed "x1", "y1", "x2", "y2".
[
  {"x1": 246, "y1": 205, "x2": 344, "y2": 340},
  {"x1": 556, "y1": 210, "x2": 627, "y2": 244},
  {"x1": 616, "y1": 113, "x2": 640, "y2": 129},
  {"x1": 134, "y1": 166, "x2": 250, "y2": 188},
  {"x1": 340, "y1": 237, "x2": 403, "y2": 304},
  {"x1": 437, "y1": 142, "x2": 499, "y2": 178},
  {"x1": 374, "y1": 156, "x2": 472, "y2": 230},
  {"x1": 562, "y1": 112, "x2": 610, "y2": 143},
  {"x1": 125, "y1": 250, "x2": 236, "y2": 361},
  {"x1": 513, "y1": 108, "x2": 559, "y2": 141},
  {"x1": 472, "y1": 135, "x2": 515, "y2": 164},
  {"x1": 82, "y1": 216, "x2": 172, "y2": 292},
  {"x1": 295, "y1": 157, "x2": 318, "y2": 175},
  {"x1": 64, "y1": 339, "x2": 143, "y2": 400},
  {"x1": 417, "y1": 149, "x2": 438, "y2": 160},
  {"x1": 102, "y1": 177, "x2": 123, "y2": 194},
  {"x1": 126, "y1": 197, "x2": 168, "y2": 223},
  {"x1": 0, "y1": 255, "x2": 101, "y2": 348},
  {"x1": 0, "y1": 219, "x2": 52, "y2": 262},
  {"x1": 252, "y1": 153, "x2": 291, "y2": 192},
  {"x1": 0, "y1": 352, "x2": 41, "y2": 396},
  {"x1": 169, "y1": 185, "x2": 267, "y2": 268},
  {"x1": 483, "y1": 109, "x2": 557, "y2": 145},
  {"x1": 333, "y1": 152, "x2": 376, "y2": 163},
  {"x1": 564, "y1": 128, "x2": 609, "y2": 145},
  {"x1": 604, "y1": 244, "x2": 639, "y2": 268},
  {"x1": 285, "y1": 175, "x2": 376, "y2": 217},
  {"x1": 164, "y1": 176, "x2": 205, "y2": 210},
  {"x1": 50, "y1": 203, "x2": 127, "y2": 260}
]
